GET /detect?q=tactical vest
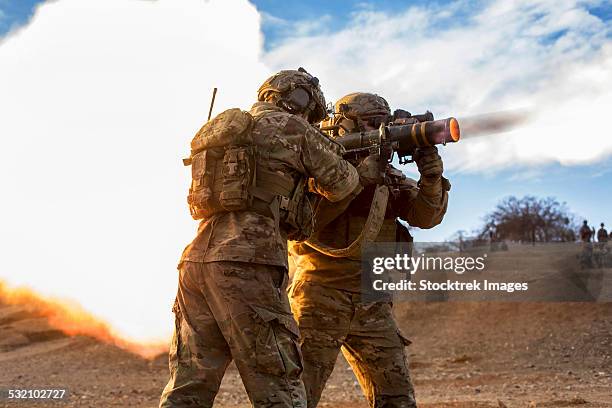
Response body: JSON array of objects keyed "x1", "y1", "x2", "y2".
[
  {"x1": 321, "y1": 190, "x2": 414, "y2": 241},
  {"x1": 184, "y1": 108, "x2": 313, "y2": 241}
]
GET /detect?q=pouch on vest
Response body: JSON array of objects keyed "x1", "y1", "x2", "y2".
[
  {"x1": 187, "y1": 148, "x2": 225, "y2": 219},
  {"x1": 220, "y1": 146, "x2": 255, "y2": 211}
]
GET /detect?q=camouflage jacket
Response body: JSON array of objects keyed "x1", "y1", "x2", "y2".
[
  {"x1": 580, "y1": 226, "x2": 593, "y2": 242},
  {"x1": 597, "y1": 228, "x2": 608, "y2": 242},
  {"x1": 180, "y1": 102, "x2": 360, "y2": 268},
  {"x1": 289, "y1": 170, "x2": 449, "y2": 291}
]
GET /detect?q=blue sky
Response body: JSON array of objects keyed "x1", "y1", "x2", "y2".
[
  {"x1": 2, "y1": 0, "x2": 611, "y2": 241},
  {"x1": 252, "y1": 0, "x2": 435, "y2": 47},
  {"x1": 253, "y1": 0, "x2": 495, "y2": 44},
  {"x1": 0, "y1": 0, "x2": 40, "y2": 35}
]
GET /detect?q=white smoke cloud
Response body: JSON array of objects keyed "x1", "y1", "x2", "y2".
[
  {"x1": 0, "y1": 0, "x2": 610, "y2": 343},
  {"x1": 263, "y1": 0, "x2": 612, "y2": 172},
  {"x1": 0, "y1": 0, "x2": 268, "y2": 342}
]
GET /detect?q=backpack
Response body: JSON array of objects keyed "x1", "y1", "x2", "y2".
[
  {"x1": 184, "y1": 108, "x2": 255, "y2": 220},
  {"x1": 183, "y1": 108, "x2": 313, "y2": 241}
]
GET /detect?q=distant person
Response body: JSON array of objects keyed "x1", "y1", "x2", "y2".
[
  {"x1": 597, "y1": 223, "x2": 608, "y2": 243},
  {"x1": 579, "y1": 220, "x2": 594, "y2": 269},
  {"x1": 579, "y1": 220, "x2": 593, "y2": 243},
  {"x1": 488, "y1": 228, "x2": 497, "y2": 251},
  {"x1": 597, "y1": 223, "x2": 608, "y2": 252}
]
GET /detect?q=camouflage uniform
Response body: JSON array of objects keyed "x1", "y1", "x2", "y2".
[
  {"x1": 160, "y1": 71, "x2": 361, "y2": 408},
  {"x1": 597, "y1": 224, "x2": 608, "y2": 243},
  {"x1": 597, "y1": 224, "x2": 608, "y2": 252},
  {"x1": 579, "y1": 221, "x2": 594, "y2": 268},
  {"x1": 289, "y1": 93, "x2": 449, "y2": 408}
]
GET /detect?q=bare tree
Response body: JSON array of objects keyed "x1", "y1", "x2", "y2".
[{"x1": 481, "y1": 196, "x2": 577, "y2": 244}]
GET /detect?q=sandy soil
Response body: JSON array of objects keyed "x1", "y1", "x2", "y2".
[{"x1": 1, "y1": 244, "x2": 610, "y2": 407}]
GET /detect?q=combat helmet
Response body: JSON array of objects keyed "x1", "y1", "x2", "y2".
[
  {"x1": 332, "y1": 92, "x2": 391, "y2": 134},
  {"x1": 258, "y1": 68, "x2": 327, "y2": 124}
]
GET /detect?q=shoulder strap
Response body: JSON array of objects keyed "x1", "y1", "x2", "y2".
[{"x1": 304, "y1": 184, "x2": 389, "y2": 260}]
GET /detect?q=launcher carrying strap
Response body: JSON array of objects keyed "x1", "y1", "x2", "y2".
[{"x1": 303, "y1": 184, "x2": 389, "y2": 260}]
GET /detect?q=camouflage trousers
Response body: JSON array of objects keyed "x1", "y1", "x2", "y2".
[
  {"x1": 159, "y1": 261, "x2": 306, "y2": 408},
  {"x1": 289, "y1": 280, "x2": 416, "y2": 408}
]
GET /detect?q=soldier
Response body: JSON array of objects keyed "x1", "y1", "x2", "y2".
[
  {"x1": 597, "y1": 223, "x2": 608, "y2": 250},
  {"x1": 288, "y1": 92, "x2": 450, "y2": 408},
  {"x1": 159, "y1": 70, "x2": 376, "y2": 408},
  {"x1": 597, "y1": 223, "x2": 608, "y2": 242},
  {"x1": 579, "y1": 220, "x2": 594, "y2": 269},
  {"x1": 580, "y1": 220, "x2": 593, "y2": 243}
]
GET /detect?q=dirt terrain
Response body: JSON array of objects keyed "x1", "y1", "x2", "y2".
[{"x1": 1, "y1": 245, "x2": 610, "y2": 407}]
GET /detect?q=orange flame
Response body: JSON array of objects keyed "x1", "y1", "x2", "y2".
[{"x1": 0, "y1": 280, "x2": 167, "y2": 359}]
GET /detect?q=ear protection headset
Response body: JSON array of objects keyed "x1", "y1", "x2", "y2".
[{"x1": 278, "y1": 87, "x2": 312, "y2": 115}]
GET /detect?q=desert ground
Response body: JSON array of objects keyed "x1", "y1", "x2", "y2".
[{"x1": 1, "y1": 244, "x2": 610, "y2": 407}]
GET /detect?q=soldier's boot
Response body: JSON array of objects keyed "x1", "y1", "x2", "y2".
[{"x1": 159, "y1": 262, "x2": 233, "y2": 408}]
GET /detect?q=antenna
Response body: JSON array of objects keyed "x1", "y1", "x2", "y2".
[{"x1": 207, "y1": 87, "x2": 218, "y2": 121}]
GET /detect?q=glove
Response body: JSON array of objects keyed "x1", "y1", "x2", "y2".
[
  {"x1": 356, "y1": 155, "x2": 384, "y2": 186},
  {"x1": 414, "y1": 146, "x2": 443, "y2": 184}
]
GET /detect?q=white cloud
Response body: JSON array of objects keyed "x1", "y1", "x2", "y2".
[
  {"x1": 0, "y1": 0, "x2": 268, "y2": 342},
  {"x1": 263, "y1": 0, "x2": 612, "y2": 172},
  {"x1": 259, "y1": 11, "x2": 289, "y2": 27},
  {"x1": 258, "y1": 10, "x2": 333, "y2": 44}
]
